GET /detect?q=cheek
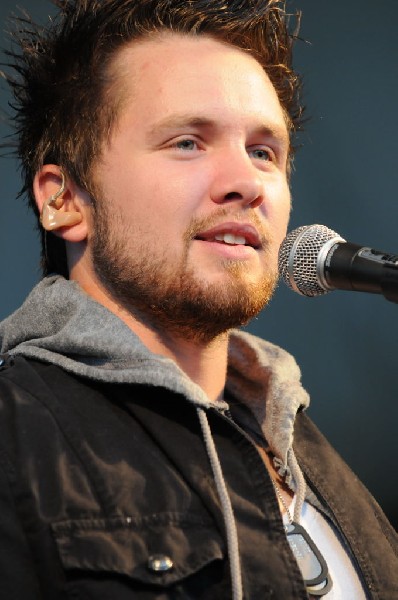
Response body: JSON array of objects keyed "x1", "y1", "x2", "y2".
[
  {"x1": 137, "y1": 159, "x2": 207, "y2": 207},
  {"x1": 260, "y1": 181, "x2": 291, "y2": 240},
  {"x1": 147, "y1": 167, "x2": 211, "y2": 229},
  {"x1": 276, "y1": 200, "x2": 291, "y2": 241}
]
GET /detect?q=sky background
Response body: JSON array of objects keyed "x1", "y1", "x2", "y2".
[{"x1": 0, "y1": 1, "x2": 397, "y2": 529}]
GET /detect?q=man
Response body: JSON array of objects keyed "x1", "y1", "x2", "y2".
[{"x1": 0, "y1": 1, "x2": 396, "y2": 598}]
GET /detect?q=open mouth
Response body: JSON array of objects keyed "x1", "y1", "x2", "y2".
[
  {"x1": 194, "y1": 223, "x2": 262, "y2": 249},
  {"x1": 196, "y1": 232, "x2": 255, "y2": 247}
]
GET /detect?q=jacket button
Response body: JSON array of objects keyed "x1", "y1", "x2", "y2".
[{"x1": 147, "y1": 554, "x2": 174, "y2": 573}]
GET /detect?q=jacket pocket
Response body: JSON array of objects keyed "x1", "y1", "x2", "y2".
[{"x1": 51, "y1": 512, "x2": 225, "y2": 590}]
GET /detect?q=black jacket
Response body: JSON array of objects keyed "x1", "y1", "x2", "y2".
[{"x1": 0, "y1": 355, "x2": 397, "y2": 599}]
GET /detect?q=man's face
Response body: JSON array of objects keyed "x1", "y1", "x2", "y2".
[{"x1": 90, "y1": 34, "x2": 291, "y2": 342}]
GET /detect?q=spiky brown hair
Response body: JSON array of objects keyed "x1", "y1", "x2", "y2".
[{"x1": 3, "y1": 0, "x2": 302, "y2": 276}]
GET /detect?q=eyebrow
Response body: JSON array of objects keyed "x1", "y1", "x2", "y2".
[
  {"x1": 147, "y1": 115, "x2": 215, "y2": 138},
  {"x1": 147, "y1": 113, "x2": 289, "y2": 146}
]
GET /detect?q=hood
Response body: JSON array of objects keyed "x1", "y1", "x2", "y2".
[{"x1": 0, "y1": 275, "x2": 309, "y2": 465}]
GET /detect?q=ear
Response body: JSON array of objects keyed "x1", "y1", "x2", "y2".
[{"x1": 33, "y1": 164, "x2": 91, "y2": 242}]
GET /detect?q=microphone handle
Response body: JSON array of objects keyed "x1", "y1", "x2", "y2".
[{"x1": 323, "y1": 242, "x2": 398, "y2": 303}]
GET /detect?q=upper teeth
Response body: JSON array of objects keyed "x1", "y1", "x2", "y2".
[{"x1": 214, "y1": 233, "x2": 247, "y2": 245}]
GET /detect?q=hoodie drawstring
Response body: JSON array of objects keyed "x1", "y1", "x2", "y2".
[
  {"x1": 197, "y1": 407, "x2": 243, "y2": 600},
  {"x1": 287, "y1": 447, "x2": 307, "y2": 524}
]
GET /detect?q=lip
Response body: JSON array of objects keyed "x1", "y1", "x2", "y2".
[{"x1": 194, "y1": 222, "x2": 262, "y2": 249}]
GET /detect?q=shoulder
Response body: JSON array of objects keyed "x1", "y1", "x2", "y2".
[{"x1": 0, "y1": 355, "x2": 116, "y2": 468}]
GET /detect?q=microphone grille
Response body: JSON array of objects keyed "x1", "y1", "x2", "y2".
[{"x1": 278, "y1": 224, "x2": 344, "y2": 297}]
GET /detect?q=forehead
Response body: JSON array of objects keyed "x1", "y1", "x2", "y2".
[{"x1": 108, "y1": 33, "x2": 288, "y2": 138}]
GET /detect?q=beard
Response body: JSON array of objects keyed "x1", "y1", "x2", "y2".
[{"x1": 91, "y1": 200, "x2": 278, "y2": 345}]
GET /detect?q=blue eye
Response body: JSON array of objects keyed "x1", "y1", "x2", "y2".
[
  {"x1": 250, "y1": 148, "x2": 271, "y2": 161},
  {"x1": 175, "y1": 139, "x2": 196, "y2": 151}
]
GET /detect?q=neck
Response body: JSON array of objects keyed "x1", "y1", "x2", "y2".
[
  {"x1": 140, "y1": 325, "x2": 229, "y2": 403},
  {"x1": 110, "y1": 297, "x2": 230, "y2": 403}
]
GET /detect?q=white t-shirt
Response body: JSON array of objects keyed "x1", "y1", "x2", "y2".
[{"x1": 283, "y1": 496, "x2": 367, "y2": 599}]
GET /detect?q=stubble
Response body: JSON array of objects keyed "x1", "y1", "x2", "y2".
[{"x1": 91, "y1": 200, "x2": 278, "y2": 344}]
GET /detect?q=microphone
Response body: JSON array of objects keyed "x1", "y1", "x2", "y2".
[{"x1": 278, "y1": 224, "x2": 398, "y2": 304}]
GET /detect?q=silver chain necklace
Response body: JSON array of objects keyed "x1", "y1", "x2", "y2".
[{"x1": 271, "y1": 478, "x2": 333, "y2": 597}]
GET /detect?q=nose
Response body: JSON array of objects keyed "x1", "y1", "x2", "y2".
[{"x1": 209, "y1": 148, "x2": 264, "y2": 209}]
